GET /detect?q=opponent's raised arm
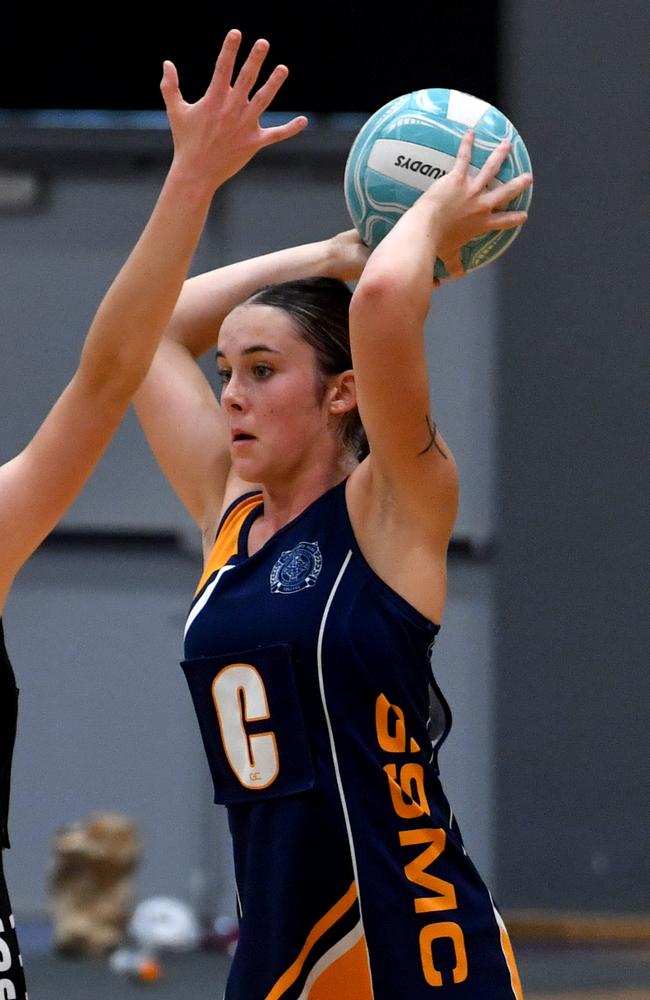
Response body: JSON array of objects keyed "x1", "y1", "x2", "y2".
[
  {"x1": 0, "y1": 30, "x2": 308, "y2": 605},
  {"x1": 349, "y1": 131, "x2": 533, "y2": 542}
]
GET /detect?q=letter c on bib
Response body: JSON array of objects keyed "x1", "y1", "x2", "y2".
[{"x1": 212, "y1": 664, "x2": 279, "y2": 790}]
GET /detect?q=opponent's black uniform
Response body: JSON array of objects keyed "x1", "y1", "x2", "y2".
[{"x1": 1, "y1": 621, "x2": 28, "y2": 999}]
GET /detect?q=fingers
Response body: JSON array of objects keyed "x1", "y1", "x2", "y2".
[
  {"x1": 487, "y1": 171, "x2": 533, "y2": 209},
  {"x1": 473, "y1": 139, "x2": 511, "y2": 188},
  {"x1": 209, "y1": 28, "x2": 242, "y2": 94},
  {"x1": 160, "y1": 60, "x2": 183, "y2": 110},
  {"x1": 453, "y1": 130, "x2": 475, "y2": 176},
  {"x1": 473, "y1": 142, "x2": 534, "y2": 206},
  {"x1": 233, "y1": 38, "x2": 270, "y2": 98},
  {"x1": 260, "y1": 115, "x2": 309, "y2": 148},
  {"x1": 487, "y1": 209, "x2": 529, "y2": 231},
  {"x1": 249, "y1": 63, "x2": 290, "y2": 116},
  {"x1": 207, "y1": 31, "x2": 294, "y2": 121}
]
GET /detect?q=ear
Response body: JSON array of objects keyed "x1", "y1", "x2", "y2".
[{"x1": 327, "y1": 370, "x2": 357, "y2": 415}]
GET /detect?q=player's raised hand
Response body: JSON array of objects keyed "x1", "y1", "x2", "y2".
[
  {"x1": 327, "y1": 229, "x2": 372, "y2": 282},
  {"x1": 160, "y1": 29, "x2": 308, "y2": 190},
  {"x1": 423, "y1": 130, "x2": 533, "y2": 278}
]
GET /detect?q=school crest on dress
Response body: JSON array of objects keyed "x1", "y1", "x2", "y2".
[{"x1": 270, "y1": 541, "x2": 323, "y2": 594}]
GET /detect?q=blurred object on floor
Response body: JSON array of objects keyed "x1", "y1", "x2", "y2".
[
  {"x1": 109, "y1": 945, "x2": 163, "y2": 984},
  {"x1": 110, "y1": 894, "x2": 201, "y2": 985},
  {"x1": 200, "y1": 913, "x2": 239, "y2": 957},
  {"x1": 129, "y1": 896, "x2": 200, "y2": 953},
  {"x1": 48, "y1": 811, "x2": 140, "y2": 955}
]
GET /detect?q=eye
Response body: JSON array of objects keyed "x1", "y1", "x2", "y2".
[
  {"x1": 217, "y1": 368, "x2": 232, "y2": 384},
  {"x1": 253, "y1": 364, "x2": 273, "y2": 379}
]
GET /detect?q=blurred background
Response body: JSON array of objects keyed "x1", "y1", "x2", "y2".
[{"x1": 1, "y1": 1, "x2": 648, "y2": 996}]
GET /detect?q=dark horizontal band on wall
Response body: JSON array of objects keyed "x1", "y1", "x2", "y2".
[
  {"x1": 42, "y1": 528, "x2": 181, "y2": 552},
  {"x1": 42, "y1": 528, "x2": 495, "y2": 560}
]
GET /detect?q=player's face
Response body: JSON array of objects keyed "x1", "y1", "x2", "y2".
[{"x1": 217, "y1": 304, "x2": 334, "y2": 483}]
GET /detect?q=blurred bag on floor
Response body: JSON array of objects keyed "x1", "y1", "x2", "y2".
[{"x1": 49, "y1": 810, "x2": 141, "y2": 955}]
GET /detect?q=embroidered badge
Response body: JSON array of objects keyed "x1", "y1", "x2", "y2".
[{"x1": 270, "y1": 542, "x2": 323, "y2": 594}]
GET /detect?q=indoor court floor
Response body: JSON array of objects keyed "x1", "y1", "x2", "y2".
[{"x1": 16, "y1": 922, "x2": 650, "y2": 999}]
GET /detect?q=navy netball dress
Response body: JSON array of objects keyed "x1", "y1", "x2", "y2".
[
  {"x1": 182, "y1": 481, "x2": 522, "y2": 1000},
  {"x1": 1, "y1": 620, "x2": 29, "y2": 999}
]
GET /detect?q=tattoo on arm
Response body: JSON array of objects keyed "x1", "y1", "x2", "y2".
[{"x1": 417, "y1": 416, "x2": 448, "y2": 459}]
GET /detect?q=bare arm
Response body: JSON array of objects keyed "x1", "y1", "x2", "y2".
[
  {"x1": 350, "y1": 132, "x2": 533, "y2": 545},
  {"x1": 134, "y1": 230, "x2": 369, "y2": 533},
  {"x1": 0, "y1": 29, "x2": 308, "y2": 609}
]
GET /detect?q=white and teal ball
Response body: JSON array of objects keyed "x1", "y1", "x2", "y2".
[{"x1": 344, "y1": 88, "x2": 533, "y2": 278}]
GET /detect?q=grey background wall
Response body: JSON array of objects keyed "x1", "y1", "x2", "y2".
[
  {"x1": 496, "y1": 1, "x2": 649, "y2": 911},
  {"x1": 1, "y1": 0, "x2": 647, "y2": 922}
]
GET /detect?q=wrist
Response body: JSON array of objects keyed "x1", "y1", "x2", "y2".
[
  {"x1": 164, "y1": 157, "x2": 227, "y2": 204},
  {"x1": 322, "y1": 232, "x2": 368, "y2": 283},
  {"x1": 311, "y1": 238, "x2": 338, "y2": 278}
]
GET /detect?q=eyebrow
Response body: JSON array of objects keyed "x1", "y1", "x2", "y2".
[{"x1": 215, "y1": 344, "x2": 283, "y2": 359}]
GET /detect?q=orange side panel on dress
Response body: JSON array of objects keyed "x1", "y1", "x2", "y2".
[
  {"x1": 194, "y1": 494, "x2": 263, "y2": 597},
  {"x1": 265, "y1": 883, "x2": 361, "y2": 1000},
  {"x1": 308, "y1": 936, "x2": 373, "y2": 1000}
]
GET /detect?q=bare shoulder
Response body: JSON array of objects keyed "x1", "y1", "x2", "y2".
[{"x1": 346, "y1": 453, "x2": 457, "y2": 624}]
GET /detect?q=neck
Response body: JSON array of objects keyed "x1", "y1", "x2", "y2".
[{"x1": 258, "y1": 451, "x2": 358, "y2": 534}]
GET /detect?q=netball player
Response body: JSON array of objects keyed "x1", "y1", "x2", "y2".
[
  {"x1": 134, "y1": 132, "x2": 532, "y2": 996},
  {"x1": 0, "y1": 30, "x2": 305, "y2": 998}
]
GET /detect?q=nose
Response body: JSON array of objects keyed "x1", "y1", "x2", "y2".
[{"x1": 220, "y1": 374, "x2": 245, "y2": 413}]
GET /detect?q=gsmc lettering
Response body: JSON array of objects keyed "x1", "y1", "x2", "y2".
[{"x1": 394, "y1": 155, "x2": 448, "y2": 180}]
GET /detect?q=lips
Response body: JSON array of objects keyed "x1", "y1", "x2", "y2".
[{"x1": 231, "y1": 430, "x2": 256, "y2": 443}]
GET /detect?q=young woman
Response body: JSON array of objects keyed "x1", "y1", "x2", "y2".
[
  {"x1": 0, "y1": 30, "x2": 305, "y2": 998},
  {"x1": 135, "y1": 133, "x2": 532, "y2": 998}
]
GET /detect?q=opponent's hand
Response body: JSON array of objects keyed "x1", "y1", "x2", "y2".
[
  {"x1": 160, "y1": 29, "x2": 308, "y2": 190},
  {"x1": 327, "y1": 229, "x2": 372, "y2": 282},
  {"x1": 423, "y1": 130, "x2": 533, "y2": 279}
]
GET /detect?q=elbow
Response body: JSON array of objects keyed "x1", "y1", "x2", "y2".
[
  {"x1": 352, "y1": 270, "x2": 402, "y2": 305},
  {"x1": 78, "y1": 346, "x2": 147, "y2": 404},
  {"x1": 350, "y1": 271, "x2": 403, "y2": 322},
  {"x1": 350, "y1": 268, "x2": 431, "y2": 334}
]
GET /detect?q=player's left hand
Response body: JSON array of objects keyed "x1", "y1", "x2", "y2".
[{"x1": 424, "y1": 130, "x2": 533, "y2": 279}]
